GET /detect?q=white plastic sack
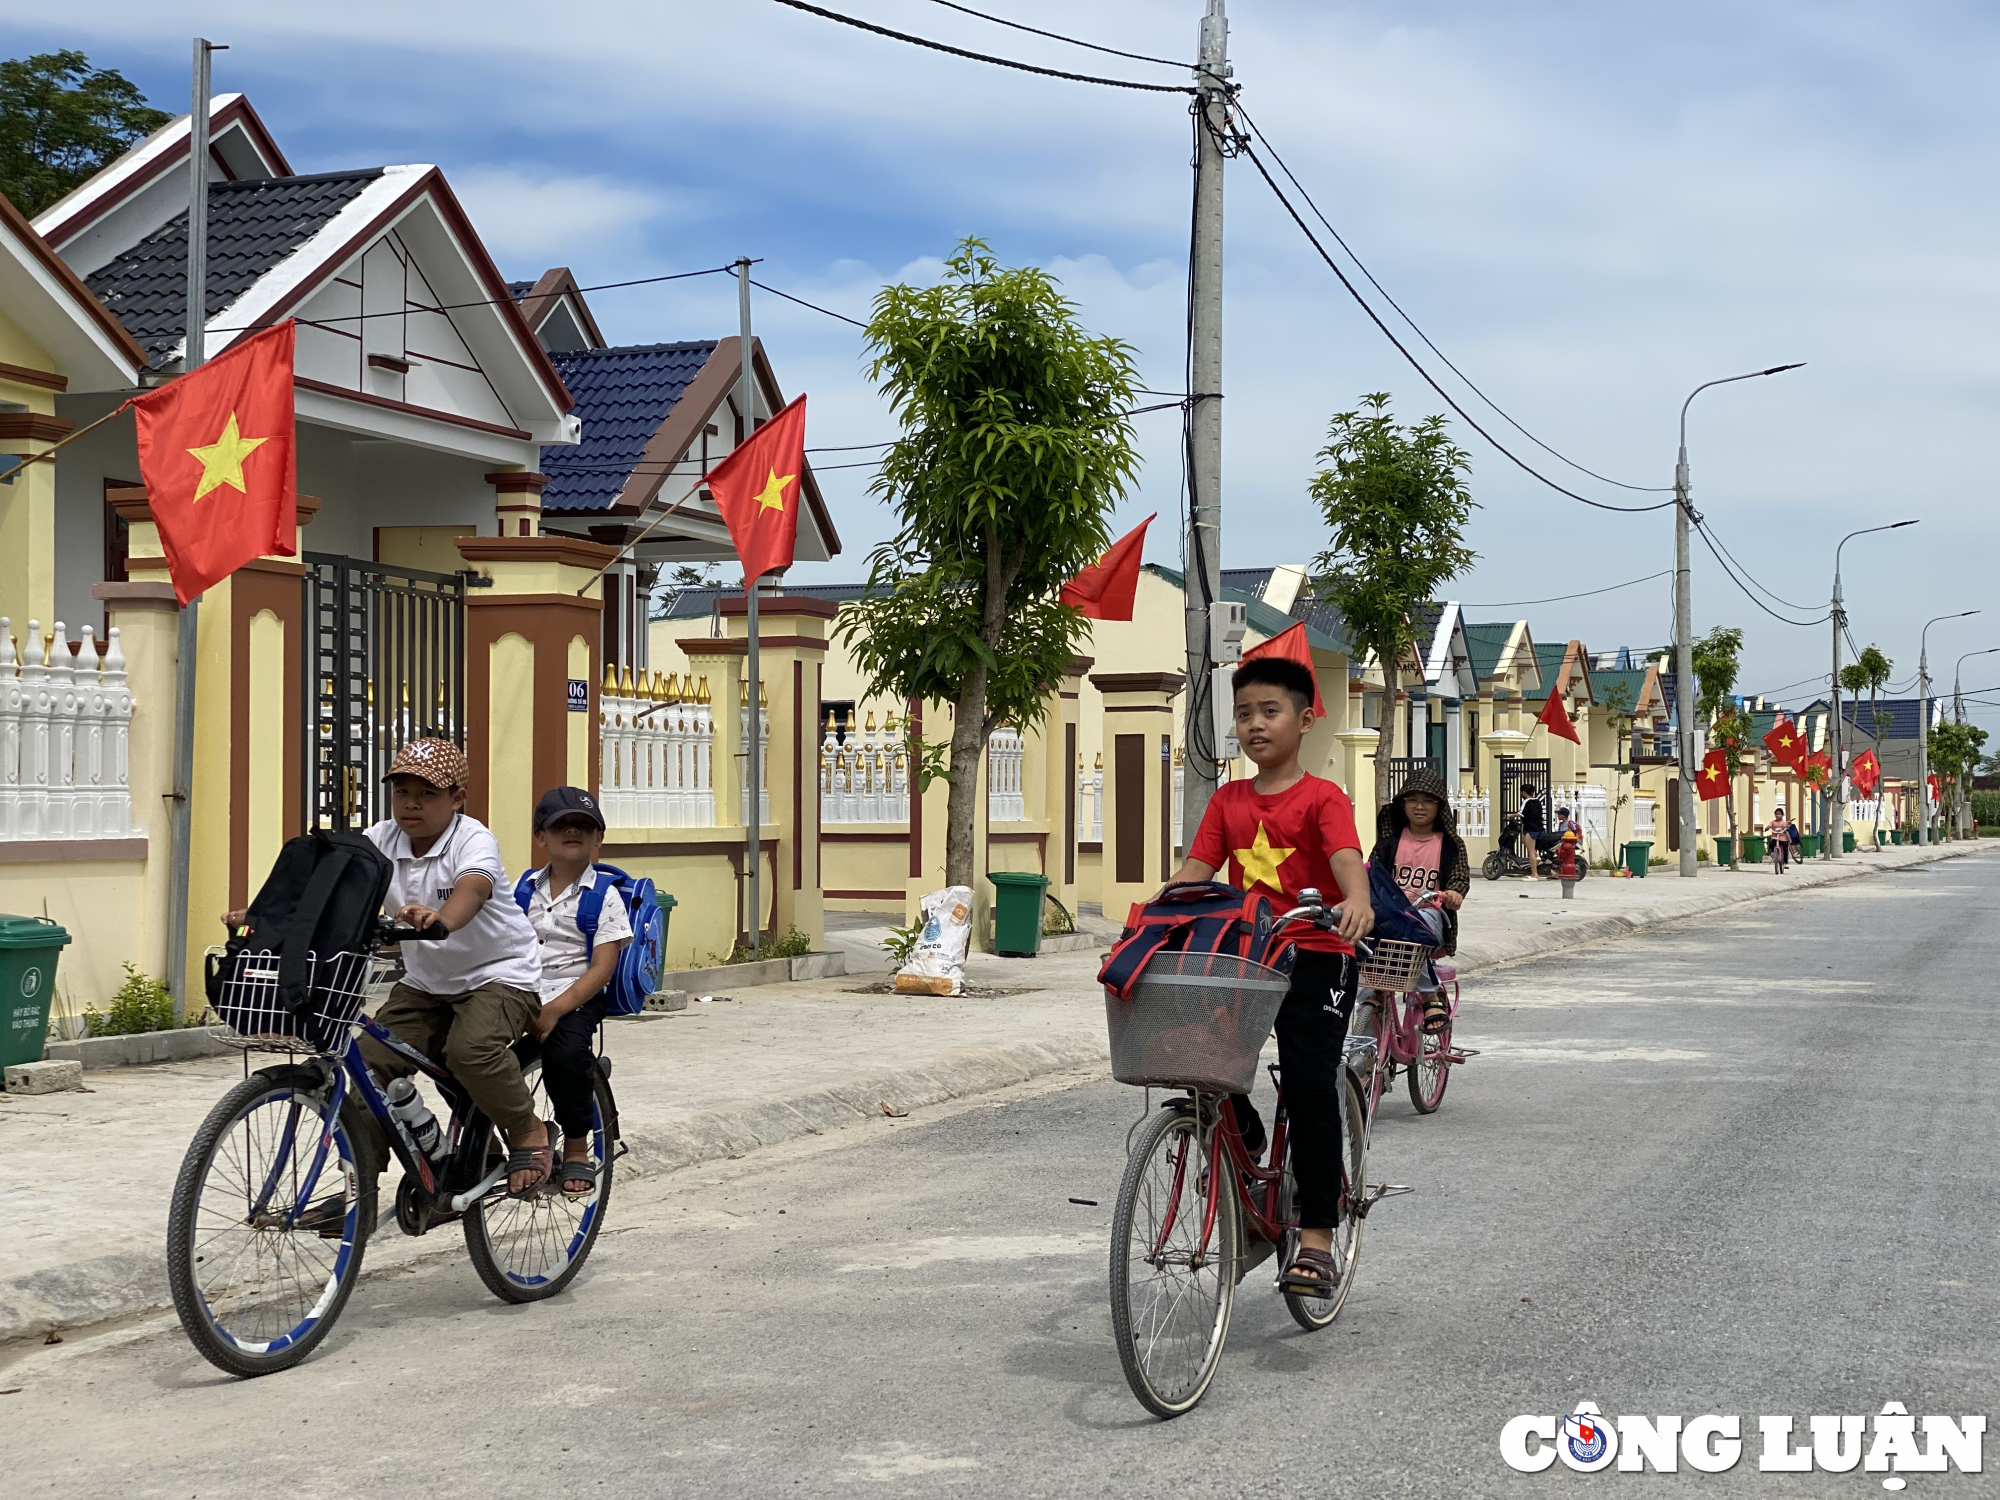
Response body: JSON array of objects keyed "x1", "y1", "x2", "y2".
[{"x1": 895, "y1": 885, "x2": 973, "y2": 996}]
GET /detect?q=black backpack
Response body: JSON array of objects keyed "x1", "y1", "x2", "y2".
[{"x1": 207, "y1": 830, "x2": 393, "y2": 1016}]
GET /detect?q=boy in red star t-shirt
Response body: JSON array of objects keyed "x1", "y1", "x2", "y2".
[{"x1": 1165, "y1": 655, "x2": 1374, "y2": 1300}]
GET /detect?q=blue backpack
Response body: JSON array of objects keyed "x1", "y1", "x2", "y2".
[{"x1": 513, "y1": 863, "x2": 665, "y2": 1016}]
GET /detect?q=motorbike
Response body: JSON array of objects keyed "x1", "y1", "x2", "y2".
[{"x1": 1482, "y1": 816, "x2": 1590, "y2": 881}]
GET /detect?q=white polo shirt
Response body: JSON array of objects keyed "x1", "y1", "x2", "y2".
[
  {"x1": 525, "y1": 865, "x2": 633, "y2": 1004},
  {"x1": 364, "y1": 814, "x2": 542, "y2": 997}
]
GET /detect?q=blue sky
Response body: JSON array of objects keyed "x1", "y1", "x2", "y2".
[{"x1": 16, "y1": 1, "x2": 2000, "y2": 732}]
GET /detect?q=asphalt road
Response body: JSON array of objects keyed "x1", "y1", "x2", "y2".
[{"x1": 8, "y1": 855, "x2": 1996, "y2": 1499}]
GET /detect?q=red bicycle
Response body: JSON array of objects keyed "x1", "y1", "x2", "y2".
[{"x1": 1104, "y1": 890, "x2": 1399, "y2": 1418}]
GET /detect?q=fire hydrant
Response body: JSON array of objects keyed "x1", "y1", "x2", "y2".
[{"x1": 1559, "y1": 829, "x2": 1579, "y2": 899}]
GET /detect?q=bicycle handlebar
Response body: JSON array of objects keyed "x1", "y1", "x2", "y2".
[{"x1": 376, "y1": 919, "x2": 450, "y2": 944}]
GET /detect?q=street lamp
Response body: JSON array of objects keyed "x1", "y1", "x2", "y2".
[
  {"x1": 1918, "y1": 610, "x2": 1979, "y2": 845},
  {"x1": 1673, "y1": 363, "x2": 1805, "y2": 878},
  {"x1": 1829, "y1": 519, "x2": 1918, "y2": 859},
  {"x1": 1951, "y1": 646, "x2": 2000, "y2": 837}
]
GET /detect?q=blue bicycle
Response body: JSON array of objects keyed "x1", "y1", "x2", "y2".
[{"x1": 167, "y1": 924, "x2": 619, "y2": 1377}]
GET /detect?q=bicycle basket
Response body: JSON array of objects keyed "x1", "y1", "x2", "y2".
[
  {"x1": 1104, "y1": 951, "x2": 1291, "y2": 1094},
  {"x1": 1356, "y1": 939, "x2": 1430, "y2": 994},
  {"x1": 211, "y1": 948, "x2": 374, "y2": 1050}
]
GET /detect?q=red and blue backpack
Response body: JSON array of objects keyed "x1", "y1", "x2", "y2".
[{"x1": 1097, "y1": 881, "x2": 1290, "y2": 1000}]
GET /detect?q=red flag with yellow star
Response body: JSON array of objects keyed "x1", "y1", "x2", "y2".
[
  {"x1": 707, "y1": 393, "x2": 806, "y2": 587},
  {"x1": 1697, "y1": 747, "x2": 1731, "y2": 800},
  {"x1": 132, "y1": 321, "x2": 296, "y2": 605},
  {"x1": 1761, "y1": 716, "x2": 1806, "y2": 771}
]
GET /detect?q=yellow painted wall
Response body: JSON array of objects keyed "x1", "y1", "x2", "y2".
[
  {"x1": 487, "y1": 633, "x2": 535, "y2": 877},
  {"x1": 246, "y1": 609, "x2": 286, "y2": 884},
  {"x1": 822, "y1": 831, "x2": 907, "y2": 910},
  {"x1": 0, "y1": 860, "x2": 151, "y2": 1025},
  {"x1": 0, "y1": 304, "x2": 62, "y2": 626},
  {"x1": 184, "y1": 575, "x2": 236, "y2": 1002},
  {"x1": 602, "y1": 835, "x2": 761, "y2": 969}
]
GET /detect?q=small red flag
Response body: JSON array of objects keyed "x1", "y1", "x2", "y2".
[
  {"x1": 1536, "y1": 691, "x2": 1581, "y2": 745},
  {"x1": 132, "y1": 322, "x2": 297, "y2": 605},
  {"x1": 1696, "y1": 747, "x2": 1731, "y2": 800},
  {"x1": 707, "y1": 394, "x2": 806, "y2": 587},
  {"x1": 1852, "y1": 749, "x2": 1881, "y2": 796},
  {"x1": 1060, "y1": 514, "x2": 1152, "y2": 621},
  {"x1": 1238, "y1": 620, "x2": 1324, "y2": 717},
  {"x1": 1761, "y1": 717, "x2": 1806, "y2": 771}
]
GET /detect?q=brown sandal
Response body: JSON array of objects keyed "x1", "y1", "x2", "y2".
[
  {"x1": 1280, "y1": 1246, "x2": 1342, "y2": 1299},
  {"x1": 505, "y1": 1143, "x2": 554, "y2": 1199},
  {"x1": 1421, "y1": 995, "x2": 1452, "y2": 1034}
]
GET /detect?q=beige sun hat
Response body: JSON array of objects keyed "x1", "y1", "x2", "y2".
[{"x1": 383, "y1": 737, "x2": 468, "y2": 791}]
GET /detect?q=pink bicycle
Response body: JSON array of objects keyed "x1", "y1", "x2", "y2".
[{"x1": 1352, "y1": 892, "x2": 1474, "y2": 1118}]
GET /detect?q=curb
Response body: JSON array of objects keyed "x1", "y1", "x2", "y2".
[
  {"x1": 38, "y1": 1026, "x2": 235, "y2": 1072},
  {"x1": 655, "y1": 950, "x2": 846, "y2": 994}
]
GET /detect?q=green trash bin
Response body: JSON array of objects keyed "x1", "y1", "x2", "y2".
[
  {"x1": 1714, "y1": 836, "x2": 1733, "y2": 864},
  {"x1": 1744, "y1": 834, "x2": 1767, "y2": 864},
  {"x1": 0, "y1": 915, "x2": 72, "y2": 1073},
  {"x1": 1800, "y1": 834, "x2": 1820, "y2": 858},
  {"x1": 987, "y1": 870, "x2": 1051, "y2": 957},
  {"x1": 1843, "y1": 831, "x2": 1856, "y2": 853},
  {"x1": 1623, "y1": 840, "x2": 1653, "y2": 878},
  {"x1": 1890, "y1": 829, "x2": 1903, "y2": 846}
]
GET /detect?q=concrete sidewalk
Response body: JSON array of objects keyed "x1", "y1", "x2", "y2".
[{"x1": 1, "y1": 838, "x2": 1987, "y2": 1344}]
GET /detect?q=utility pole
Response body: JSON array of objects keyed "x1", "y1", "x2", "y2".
[
  {"x1": 166, "y1": 38, "x2": 219, "y2": 1021},
  {"x1": 1181, "y1": 0, "x2": 1230, "y2": 840},
  {"x1": 1829, "y1": 519, "x2": 1917, "y2": 861},
  {"x1": 1916, "y1": 609, "x2": 1979, "y2": 846},
  {"x1": 1670, "y1": 364, "x2": 1803, "y2": 878},
  {"x1": 736, "y1": 257, "x2": 762, "y2": 953}
]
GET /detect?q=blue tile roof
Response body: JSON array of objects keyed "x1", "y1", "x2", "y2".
[
  {"x1": 85, "y1": 170, "x2": 383, "y2": 366},
  {"x1": 540, "y1": 341, "x2": 719, "y2": 513},
  {"x1": 1841, "y1": 697, "x2": 1933, "y2": 743}
]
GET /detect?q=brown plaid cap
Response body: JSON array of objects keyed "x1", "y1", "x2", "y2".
[{"x1": 384, "y1": 737, "x2": 469, "y2": 791}]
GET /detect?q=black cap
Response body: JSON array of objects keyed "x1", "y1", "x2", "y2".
[{"x1": 534, "y1": 786, "x2": 605, "y2": 833}]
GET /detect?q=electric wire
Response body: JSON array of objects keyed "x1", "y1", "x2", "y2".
[
  {"x1": 1690, "y1": 521, "x2": 1830, "y2": 628},
  {"x1": 748, "y1": 278, "x2": 869, "y2": 328},
  {"x1": 1234, "y1": 101, "x2": 1670, "y2": 495},
  {"x1": 1459, "y1": 569, "x2": 1672, "y2": 609},
  {"x1": 920, "y1": 0, "x2": 1191, "y2": 69},
  {"x1": 1694, "y1": 516, "x2": 1821, "y2": 612},
  {"x1": 770, "y1": 0, "x2": 1197, "y2": 92},
  {"x1": 1236, "y1": 136, "x2": 1675, "y2": 516}
]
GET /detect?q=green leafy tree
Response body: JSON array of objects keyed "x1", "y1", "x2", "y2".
[
  {"x1": 0, "y1": 52, "x2": 170, "y2": 217},
  {"x1": 1856, "y1": 644, "x2": 1894, "y2": 744},
  {"x1": 839, "y1": 239, "x2": 1140, "y2": 888},
  {"x1": 1691, "y1": 624, "x2": 1747, "y2": 868},
  {"x1": 1307, "y1": 393, "x2": 1477, "y2": 804},
  {"x1": 1928, "y1": 719, "x2": 1989, "y2": 837},
  {"x1": 1596, "y1": 678, "x2": 1638, "y2": 860}
]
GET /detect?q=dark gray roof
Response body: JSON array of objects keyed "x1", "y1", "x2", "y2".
[
  {"x1": 541, "y1": 342, "x2": 720, "y2": 513},
  {"x1": 652, "y1": 581, "x2": 871, "y2": 622},
  {"x1": 507, "y1": 279, "x2": 535, "y2": 300},
  {"x1": 1221, "y1": 567, "x2": 1274, "y2": 600},
  {"x1": 85, "y1": 170, "x2": 384, "y2": 366},
  {"x1": 1147, "y1": 564, "x2": 1348, "y2": 654}
]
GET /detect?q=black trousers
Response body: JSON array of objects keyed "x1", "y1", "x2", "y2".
[
  {"x1": 1229, "y1": 949, "x2": 1357, "y2": 1230},
  {"x1": 542, "y1": 995, "x2": 609, "y2": 1138}
]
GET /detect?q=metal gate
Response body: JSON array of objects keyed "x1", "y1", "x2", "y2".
[
  {"x1": 1381, "y1": 756, "x2": 1445, "y2": 804},
  {"x1": 301, "y1": 553, "x2": 468, "y2": 832},
  {"x1": 1498, "y1": 757, "x2": 1553, "y2": 829}
]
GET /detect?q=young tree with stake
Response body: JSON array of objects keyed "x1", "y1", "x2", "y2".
[
  {"x1": 1306, "y1": 394, "x2": 1477, "y2": 806},
  {"x1": 1691, "y1": 625, "x2": 1748, "y2": 869},
  {"x1": 839, "y1": 240, "x2": 1141, "y2": 889}
]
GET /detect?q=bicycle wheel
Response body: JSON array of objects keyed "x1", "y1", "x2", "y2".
[
  {"x1": 1409, "y1": 1016, "x2": 1451, "y2": 1114},
  {"x1": 167, "y1": 1066, "x2": 375, "y2": 1377},
  {"x1": 463, "y1": 1058, "x2": 613, "y2": 1303},
  {"x1": 1482, "y1": 851, "x2": 1505, "y2": 881},
  {"x1": 1285, "y1": 1072, "x2": 1368, "y2": 1329},
  {"x1": 1110, "y1": 1101, "x2": 1237, "y2": 1418}
]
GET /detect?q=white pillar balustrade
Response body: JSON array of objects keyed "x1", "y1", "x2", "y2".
[{"x1": 0, "y1": 619, "x2": 136, "y2": 841}]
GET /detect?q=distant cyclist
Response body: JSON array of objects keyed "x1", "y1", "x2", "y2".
[{"x1": 1367, "y1": 766, "x2": 1468, "y2": 1033}]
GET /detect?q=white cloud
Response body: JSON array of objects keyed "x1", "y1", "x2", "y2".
[{"x1": 447, "y1": 168, "x2": 667, "y2": 267}]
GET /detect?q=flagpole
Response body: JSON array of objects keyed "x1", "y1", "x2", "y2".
[
  {"x1": 736, "y1": 256, "x2": 761, "y2": 956},
  {"x1": 166, "y1": 38, "x2": 217, "y2": 1023}
]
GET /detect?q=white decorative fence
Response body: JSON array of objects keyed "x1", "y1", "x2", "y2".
[
  {"x1": 1450, "y1": 792, "x2": 1489, "y2": 839},
  {"x1": 1080, "y1": 761, "x2": 1102, "y2": 842},
  {"x1": 1633, "y1": 796, "x2": 1656, "y2": 839},
  {"x1": 739, "y1": 686, "x2": 769, "y2": 827},
  {"x1": 1172, "y1": 754, "x2": 1184, "y2": 851},
  {"x1": 1849, "y1": 798, "x2": 1883, "y2": 825},
  {"x1": 1550, "y1": 782, "x2": 1610, "y2": 857},
  {"x1": 821, "y1": 713, "x2": 909, "y2": 824},
  {"x1": 598, "y1": 672, "x2": 714, "y2": 829},
  {"x1": 986, "y1": 727, "x2": 1025, "y2": 823},
  {"x1": 0, "y1": 619, "x2": 135, "y2": 840}
]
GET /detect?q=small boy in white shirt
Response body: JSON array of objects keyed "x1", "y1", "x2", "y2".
[{"x1": 520, "y1": 787, "x2": 630, "y2": 1198}]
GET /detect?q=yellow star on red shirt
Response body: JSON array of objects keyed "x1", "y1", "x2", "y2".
[{"x1": 1233, "y1": 821, "x2": 1296, "y2": 894}]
